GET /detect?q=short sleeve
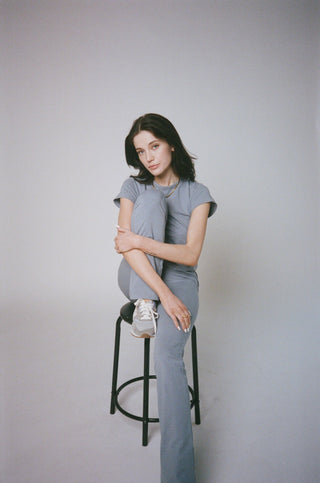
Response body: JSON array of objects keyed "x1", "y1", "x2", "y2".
[
  {"x1": 190, "y1": 182, "x2": 217, "y2": 218},
  {"x1": 113, "y1": 177, "x2": 139, "y2": 207}
]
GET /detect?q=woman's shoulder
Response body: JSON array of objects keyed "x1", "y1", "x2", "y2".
[
  {"x1": 119, "y1": 176, "x2": 149, "y2": 193},
  {"x1": 182, "y1": 179, "x2": 211, "y2": 193},
  {"x1": 182, "y1": 179, "x2": 217, "y2": 217},
  {"x1": 114, "y1": 176, "x2": 147, "y2": 206},
  {"x1": 121, "y1": 176, "x2": 138, "y2": 186},
  {"x1": 122, "y1": 176, "x2": 149, "y2": 188}
]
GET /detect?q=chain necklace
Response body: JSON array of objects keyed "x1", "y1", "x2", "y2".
[{"x1": 152, "y1": 178, "x2": 180, "y2": 198}]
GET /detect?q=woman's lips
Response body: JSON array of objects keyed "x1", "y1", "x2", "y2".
[{"x1": 149, "y1": 164, "x2": 160, "y2": 170}]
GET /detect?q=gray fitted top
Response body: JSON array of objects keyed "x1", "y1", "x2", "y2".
[{"x1": 114, "y1": 177, "x2": 217, "y2": 273}]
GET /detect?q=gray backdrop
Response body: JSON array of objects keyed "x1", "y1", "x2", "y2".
[{"x1": 1, "y1": 1, "x2": 319, "y2": 482}]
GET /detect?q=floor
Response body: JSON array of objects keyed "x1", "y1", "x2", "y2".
[
  {"x1": 1, "y1": 300, "x2": 222, "y2": 483},
  {"x1": 2, "y1": 298, "x2": 317, "y2": 483}
]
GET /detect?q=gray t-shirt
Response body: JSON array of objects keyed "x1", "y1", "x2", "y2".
[{"x1": 114, "y1": 177, "x2": 217, "y2": 247}]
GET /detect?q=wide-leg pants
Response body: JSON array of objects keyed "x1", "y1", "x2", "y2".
[{"x1": 118, "y1": 189, "x2": 199, "y2": 483}]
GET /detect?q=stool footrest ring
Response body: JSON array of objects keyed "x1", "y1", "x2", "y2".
[
  {"x1": 115, "y1": 375, "x2": 159, "y2": 423},
  {"x1": 113, "y1": 375, "x2": 195, "y2": 423}
]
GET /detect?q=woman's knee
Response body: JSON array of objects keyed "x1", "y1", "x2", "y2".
[
  {"x1": 134, "y1": 189, "x2": 167, "y2": 216},
  {"x1": 131, "y1": 189, "x2": 167, "y2": 237},
  {"x1": 154, "y1": 323, "x2": 186, "y2": 371}
]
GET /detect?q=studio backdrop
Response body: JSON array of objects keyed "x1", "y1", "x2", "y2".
[{"x1": 1, "y1": 1, "x2": 319, "y2": 482}]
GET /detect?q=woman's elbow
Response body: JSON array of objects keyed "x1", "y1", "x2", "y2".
[
  {"x1": 186, "y1": 253, "x2": 199, "y2": 267},
  {"x1": 183, "y1": 246, "x2": 200, "y2": 267}
]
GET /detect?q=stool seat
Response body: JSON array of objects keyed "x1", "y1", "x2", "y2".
[
  {"x1": 109, "y1": 302, "x2": 201, "y2": 446},
  {"x1": 120, "y1": 301, "x2": 135, "y2": 323}
]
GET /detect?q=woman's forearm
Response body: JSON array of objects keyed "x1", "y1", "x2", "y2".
[
  {"x1": 136, "y1": 237, "x2": 198, "y2": 266},
  {"x1": 122, "y1": 249, "x2": 170, "y2": 299}
]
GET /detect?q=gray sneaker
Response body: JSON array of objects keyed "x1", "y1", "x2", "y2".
[{"x1": 131, "y1": 299, "x2": 158, "y2": 338}]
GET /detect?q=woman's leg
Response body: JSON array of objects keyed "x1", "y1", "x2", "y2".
[
  {"x1": 117, "y1": 189, "x2": 167, "y2": 300},
  {"x1": 154, "y1": 277, "x2": 199, "y2": 483},
  {"x1": 117, "y1": 189, "x2": 198, "y2": 481}
]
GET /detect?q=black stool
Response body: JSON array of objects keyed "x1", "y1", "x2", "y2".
[{"x1": 109, "y1": 302, "x2": 201, "y2": 446}]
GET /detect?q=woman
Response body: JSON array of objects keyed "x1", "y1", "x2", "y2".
[{"x1": 113, "y1": 113, "x2": 217, "y2": 483}]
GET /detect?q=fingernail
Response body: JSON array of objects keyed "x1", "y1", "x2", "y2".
[
  {"x1": 184, "y1": 329, "x2": 188, "y2": 333},
  {"x1": 177, "y1": 326, "x2": 181, "y2": 331}
]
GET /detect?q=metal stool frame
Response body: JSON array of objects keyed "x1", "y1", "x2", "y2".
[{"x1": 109, "y1": 302, "x2": 201, "y2": 446}]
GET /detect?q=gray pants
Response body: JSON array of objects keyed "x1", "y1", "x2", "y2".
[{"x1": 118, "y1": 189, "x2": 199, "y2": 483}]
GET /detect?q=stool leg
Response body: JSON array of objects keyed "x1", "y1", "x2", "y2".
[
  {"x1": 110, "y1": 316, "x2": 122, "y2": 414},
  {"x1": 142, "y1": 337, "x2": 150, "y2": 446},
  {"x1": 191, "y1": 326, "x2": 201, "y2": 424}
]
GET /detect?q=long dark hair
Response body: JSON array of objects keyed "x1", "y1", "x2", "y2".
[{"x1": 125, "y1": 113, "x2": 196, "y2": 183}]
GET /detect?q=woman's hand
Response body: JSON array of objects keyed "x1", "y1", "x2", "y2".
[
  {"x1": 159, "y1": 289, "x2": 191, "y2": 333},
  {"x1": 114, "y1": 226, "x2": 138, "y2": 253}
]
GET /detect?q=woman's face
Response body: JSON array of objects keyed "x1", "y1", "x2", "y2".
[{"x1": 133, "y1": 130, "x2": 174, "y2": 178}]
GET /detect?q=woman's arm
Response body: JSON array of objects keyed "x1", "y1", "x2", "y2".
[
  {"x1": 115, "y1": 202, "x2": 210, "y2": 266},
  {"x1": 116, "y1": 198, "x2": 191, "y2": 332}
]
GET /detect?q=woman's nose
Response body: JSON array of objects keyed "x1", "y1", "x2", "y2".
[{"x1": 146, "y1": 150, "x2": 154, "y2": 162}]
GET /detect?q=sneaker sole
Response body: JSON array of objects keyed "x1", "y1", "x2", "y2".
[{"x1": 130, "y1": 330, "x2": 155, "y2": 338}]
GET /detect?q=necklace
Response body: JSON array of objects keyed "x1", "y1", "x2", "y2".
[{"x1": 153, "y1": 179, "x2": 180, "y2": 198}]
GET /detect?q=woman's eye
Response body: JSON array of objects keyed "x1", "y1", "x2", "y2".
[
  {"x1": 152, "y1": 144, "x2": 159, "y2": 150},
  {"x1": 137, "y1": 150, "x2": 143, "y2": 156}
]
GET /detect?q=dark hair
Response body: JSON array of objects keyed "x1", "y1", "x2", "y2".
[{"x1": 124, "y1": 113, "x2": 196, "y2": 183}]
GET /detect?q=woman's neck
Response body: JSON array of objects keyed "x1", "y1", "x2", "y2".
[{"x1": 154, "y1": 172, "x2": 179, "y2": 187}]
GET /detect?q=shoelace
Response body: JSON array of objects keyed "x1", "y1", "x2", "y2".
[{"x1": 135, "y1": 300, "x2": 158, "y2": 321}]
